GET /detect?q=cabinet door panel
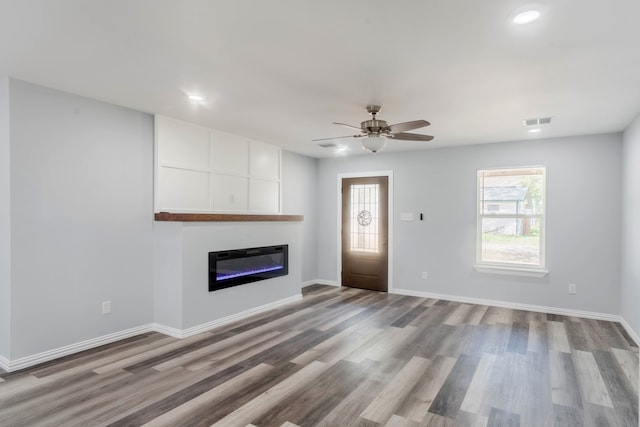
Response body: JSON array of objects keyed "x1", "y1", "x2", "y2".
[
  {"x1": 249, "y1": 140, "x2": 280, "y2": 180},
  {"x1": 212, "y1": 174, "x2": 248, "y2": 212},
  {"x1": 157, "y1": 117, "x2": 210, "y2": 170},
  {"x1": 155, "y1": 115, "x2": 281, "y2": 214},
  {"x1": 249, "y1": 179, "x2": 279, "y2": 213},
  {"x1": 158, "y1": 167, "x2": 211, "y2": 211},
  {"x1": 211, "y1": 130, "x2": 248, "y2": 175}
]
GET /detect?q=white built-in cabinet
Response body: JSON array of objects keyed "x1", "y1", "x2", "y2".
[{"x1": 155, "y1": 115, "x2": 281, "y2": 213}]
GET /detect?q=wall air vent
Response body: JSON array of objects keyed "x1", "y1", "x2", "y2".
[{"x1": 523, "y1": 117, "x2": 552, "y2": 126}]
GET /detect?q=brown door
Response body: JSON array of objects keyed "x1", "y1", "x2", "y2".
[{"x1": 341, "y1": 176, "x2": 388, "y2": 292}]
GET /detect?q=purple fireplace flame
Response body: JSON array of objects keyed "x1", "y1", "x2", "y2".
[
  {"x1": 217, "y1": 265, "x2": 284, "y2": 281},
  {"x1": 209, "y1": 245, "x2": 288, "y2": 291}
]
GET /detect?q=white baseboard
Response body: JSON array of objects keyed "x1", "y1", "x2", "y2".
[
  {"x1": 1, "y1": 324, "x2": 154, "y2": 373},
  {"x1": 396, "y1": 287, "x2": 640, "y2": 346},
  {"x1": 150, "y1": 323, "x2": 183, "y2": 339},
  {"x1": 392, "y1": 288, "x2": 622, "y2": 322},
  {"x1": 1, "y1": 293, "x2": 303, "y2": 372},
  {"x1": 0, "y1": 355, "x2": 9, "y2": 373},
  {"x1": 302, "y1": 279, "x2": 340, "y2": 287},
  {"x1": 153, "y1": 294, "x2": 303, "y2": 339},
  {"x1": 619, "y1": 316, "x2": 640, "y2": 347},
  {"x1": 3, "y1": 288, "x2": 635, "y2": 374}
]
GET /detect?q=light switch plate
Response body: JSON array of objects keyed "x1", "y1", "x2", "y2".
[{"x1": 400, "y1": 212, "x2": 414, "y2": 221}]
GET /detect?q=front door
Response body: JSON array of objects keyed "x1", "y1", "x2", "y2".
[{"x1": 341, "y1": 176, "x2": 388, "y2": 292}]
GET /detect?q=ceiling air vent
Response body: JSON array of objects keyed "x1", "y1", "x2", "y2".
[
  {"x1": 318, "y1": 142, "x2": 337, "y2": 148},
  {"x1": 523, "y1": 117, "x2": 552, "y2": 126}
]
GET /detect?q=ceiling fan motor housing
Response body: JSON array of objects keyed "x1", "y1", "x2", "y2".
[
  {"x1": 361, "y1": 119, "x2": 388, "y2": 134},
  {"x1": 366, "y1": 104, "x2": 382, "y2": 115},
  {"x1": 362, "y1": 105, "x2": 389, "y2": 134}
]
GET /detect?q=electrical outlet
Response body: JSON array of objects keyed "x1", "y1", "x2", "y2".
[
  {"x1": 102, "y1": 300, "x2": 111, "y2": 315},
  {"x1": 568, "y1": 283, "x2": 577, "y2": 295},
  {"x1": 422, "y1": 271, "x2": 429, "y2": 280}
]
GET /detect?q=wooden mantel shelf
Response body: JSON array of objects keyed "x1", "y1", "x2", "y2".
[{"x1": 154, "y1": 212, "x2": 304, "y2": 222}]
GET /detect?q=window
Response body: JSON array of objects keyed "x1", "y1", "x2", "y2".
[
  {"x1": 476, "y1": 166, "x2": 547, "y2": 276},
  {"x1": 350, "y1": 183, "x2": 379, "y2": 253}
]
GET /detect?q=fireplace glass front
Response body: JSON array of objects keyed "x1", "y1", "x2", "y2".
[{"x1": 209, "y1": 245, "x2": 288, "y2": 292}]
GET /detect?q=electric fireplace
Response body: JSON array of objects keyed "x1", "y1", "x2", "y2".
[{"x1": 209, "y1": 245, "x2": 288, "y2": 292}]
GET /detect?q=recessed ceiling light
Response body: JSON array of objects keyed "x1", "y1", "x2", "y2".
[
  {"x1": 513, "y1": 10, "x2": 540, "y2": 24},
  {"x1": 335, "y1": 146, "x2": 349, "y2": 156},
  {"x1": 187, "y1": 94, "x2": 206, "y2": 102},
  {"x1": 529, "y1": 128, "x2": 542, "y2": 133}
]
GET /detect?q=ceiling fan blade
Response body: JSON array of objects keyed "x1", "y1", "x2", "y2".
[
  {"x1": 312, "y1": 135, "x2": 362, "y2": 142},
  {"x1": 391, "y1": 132, "x2": 434, "y2": 142},
  {"x1": 332, "y1": 122, "x2": 362, "y2": 131},
  {"x1": 387, "y1": 120, "x2": 430, "y2": 133}
]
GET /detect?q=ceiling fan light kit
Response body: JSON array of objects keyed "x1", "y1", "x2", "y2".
[
  {"x1": 313, "y1": 105, "x2": 434, "y2": 154},
  {"x1": 361, "y1": 136, "x2": 387, "y2": 154}
]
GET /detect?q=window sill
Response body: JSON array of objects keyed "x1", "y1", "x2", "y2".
[{"x1": 473, "y1": 264, "x2": 549, "y2": 278}]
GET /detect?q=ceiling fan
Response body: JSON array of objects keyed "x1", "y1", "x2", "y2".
[{"x1": 313, "y1": 105, "x2": 434, "y2": 153}]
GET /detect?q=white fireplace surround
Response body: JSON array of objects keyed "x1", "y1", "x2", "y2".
[{"x1": 153, "y1": 221, "x2": 302, "y2": 333}]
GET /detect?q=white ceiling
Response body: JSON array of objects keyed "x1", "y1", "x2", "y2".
[{"x1": 1, "y1": 1, "x2": 639, "y2": 158}]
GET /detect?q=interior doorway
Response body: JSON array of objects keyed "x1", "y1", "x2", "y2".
[{"x1": 341, "y1": 175, "x2": 389, "y2": 292}]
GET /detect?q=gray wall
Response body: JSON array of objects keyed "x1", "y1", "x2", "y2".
[
  {"x1": 8, "y1": 79, "x2": 154, "y2": 358},
  {"x1": 622, "y1": 114, "x2": 640, "y2": 338},
  {"x1": 282, "y1": 151, "x2": 318, "y2": 282},
  {"x1": 153, "y1": 221, "x2": 184, "y2": 329},
  {"x1": 0, "y1": 78, "x2": 10, "y2": 360},
  {"x1": 317, "y1": 134, "x2": 623, "y2": 315}
]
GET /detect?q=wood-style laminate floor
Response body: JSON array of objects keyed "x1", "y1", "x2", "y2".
[{"x1": 0, "y1": 285, "x2": 638, "y2": 427}]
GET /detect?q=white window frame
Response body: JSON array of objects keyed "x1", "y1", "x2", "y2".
[{"x1": 474, "y1": 166, "x2": 548, "y2": 277}]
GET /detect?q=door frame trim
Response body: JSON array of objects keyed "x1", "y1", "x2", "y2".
[{"x1": 337, "y1": 171, "x2": 394, "y2": 292}]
